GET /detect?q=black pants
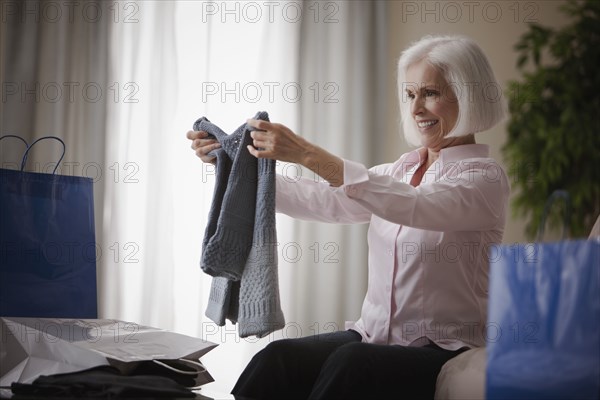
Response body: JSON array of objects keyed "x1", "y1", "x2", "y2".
[{"x1": 231, "y1": 330, "x2": 467, "y2": 400}]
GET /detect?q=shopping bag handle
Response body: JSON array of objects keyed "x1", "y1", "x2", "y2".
[
  {"x1": 151, "y1": 359, "x2": 209, "y2": 390},
  {"x1": 151, "y1": 358, "x2": 207, "y2": 375},
  {"x1": 0, "y1": 134, "x2": 29, "y2": 148},
  {"x1": 1, "y1": 135, "x2": 29, "y2": 169},
  {"x1": 20, "y1": 136, "x2": 66, "y2": 174},
  {"x1": 537, "y1": 190, "x2": 571, "y2": 241}
]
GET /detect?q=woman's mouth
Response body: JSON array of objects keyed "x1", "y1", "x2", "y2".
[{"x1": 417, "y1": 120, "x2": 439, "y2": 129}]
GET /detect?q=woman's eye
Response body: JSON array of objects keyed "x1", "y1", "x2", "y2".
[
  {"x1": 407, "y1": 93, "x2": 415, "y2": 100},
  {"x1": 425, "y1": 90, "x2": 438, "y2": 97}
]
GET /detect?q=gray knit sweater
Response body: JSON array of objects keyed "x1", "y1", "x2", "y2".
[{"x1": 193, "y1": 112, "x2": 285, "y2": 338}]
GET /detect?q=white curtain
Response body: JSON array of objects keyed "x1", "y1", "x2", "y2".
[
  {"x1": 2, "y1": 0, "x2": 388, "y2": 394},
  {"x1": 101, "y1": 0, "x2": 180, "y2": 328}
]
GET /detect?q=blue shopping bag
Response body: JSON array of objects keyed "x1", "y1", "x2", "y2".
[
  {"x1": 486, "y1": 238, "x2": 600, "y2": 399},
  {"x1": 0, "y1": 136, "x2": 97, "y2": 318}
]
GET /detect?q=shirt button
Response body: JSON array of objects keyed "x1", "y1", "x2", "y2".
[
  {"x1": 387, "y1": 249, "x2": 393, "y2": 256},
  {"x1": 385, "y1": 284, "x2": 391, "y2": 291}
]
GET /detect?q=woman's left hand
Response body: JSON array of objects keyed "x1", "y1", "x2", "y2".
[
  {"x1": 246, "y1": 119, "x2": 313, "y2": 164},
  {"x1": 246, "y1": 118, "x2": 345, "y2": 187}
]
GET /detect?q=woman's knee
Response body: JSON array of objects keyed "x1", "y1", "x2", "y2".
[
  {"x1": 326, "y1": 342, "x2": 373, "y2": 365},
  {"x1": 250, "y1": 338, "x2": 307, "y2": 368},
  {"x1": 315, "y1": 342, "x2": 377, "y2": 381},
  {"x1": 262, "y1": 338, "x2": 301, "y2": 356}
]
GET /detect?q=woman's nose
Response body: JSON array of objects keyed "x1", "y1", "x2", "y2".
[{"x1": 411, "y1": 95, "x2": 424, "y2": 116}]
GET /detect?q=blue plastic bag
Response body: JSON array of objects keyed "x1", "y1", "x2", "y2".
[
  {"x1": 486, "y1": 239, "x2": 600, "y2": 399},
  {"x1": 0, "y1": 136, "x2": 97, "y2": 318}
]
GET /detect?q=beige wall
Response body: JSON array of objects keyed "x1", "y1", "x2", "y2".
[{"x1": 383, "y1": 0, "x2": 568, "y2": 244}]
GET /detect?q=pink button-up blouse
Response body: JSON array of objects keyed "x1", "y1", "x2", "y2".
[{"x1": 275, "y1": 144, "x2": 510, "y2": 350}]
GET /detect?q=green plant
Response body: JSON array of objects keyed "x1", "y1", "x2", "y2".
[{"x1": 503, "y1": 0, "x2": 600, "y2": 239}]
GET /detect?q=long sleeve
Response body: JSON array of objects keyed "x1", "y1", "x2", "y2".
[
  {"x1": 341, "y1": 157, "x2": 509, "y2": 232},
  {"x1": 275, "y1": 174, "x2": 372, "y2": 224}
]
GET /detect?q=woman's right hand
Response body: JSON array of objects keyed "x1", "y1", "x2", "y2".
[{"x1": 186, "y1": 130, "x2": 221, "y2": 165}]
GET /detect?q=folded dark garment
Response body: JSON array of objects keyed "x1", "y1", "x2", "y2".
[
  {"x1": 10, "y1": 365, "x2": 196, "y2": 398},
  {"x1": 125, "y1": 359, "x2": 202, "y2": 388}
]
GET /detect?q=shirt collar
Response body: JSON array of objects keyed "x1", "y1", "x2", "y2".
[
  {"x1": 410, "y1": 144, "x2": 490, "y2": 166},
  {"x1": 398, "y1": 144, "x2": 490, "y2": 181},
  {"x1": 397, "y1": 144, "x2": 489, "y2": 182},
  {"x1": 438, "y1": 143, "x2": 490, "y2": 165}
]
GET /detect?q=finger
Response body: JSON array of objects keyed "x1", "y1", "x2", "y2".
[
  {"x1": 247, "y1": 144, "x2": 268, "y2": 159},
  {"x1": 191, "y1": 138, "x2": 218, "y2": 150},
  {"x1": 195, "y1": 142, "x2": 221, "y2": 157},
  {"x1": 186, "y1": 130, "x2": 210, "y2": 140},
  {"x1": 197, "y1": 147, "x2": 214, "y2": 159},
  {"x1": 247, "y1": 119, "x2": 271, "y2": 131},
  {"x1": 250, "y1": 130, "x2": 268, "y2": 141},
  {"x1": 252, "y1": 138, "x2": 270, "y2": 150},
  {"x1": 186, "y1": 130, "x2": 205, "y2": 140},
  {"x1": 201, "y1": 155, "x2": 217, "y2": 164}
]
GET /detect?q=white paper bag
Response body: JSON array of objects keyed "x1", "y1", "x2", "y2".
[{"x1": 0, "y1": 317, "x2": 218, "y2": 389}]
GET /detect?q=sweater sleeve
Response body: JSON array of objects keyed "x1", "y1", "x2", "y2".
[
  {"x1": 275, "y1": 174, "x2": 372, "y2": 224},
  {"x1": 340, "y1": 158, "x2": 510, "y2": 231}
]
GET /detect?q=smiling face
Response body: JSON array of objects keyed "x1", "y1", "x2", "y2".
[{"x1": 405, "y1": 60, "x2": 459, "y2": 150}]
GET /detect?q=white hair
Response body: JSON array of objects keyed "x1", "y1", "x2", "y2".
[{"x1": 397, "y1": 35, "x2": 506, "y2": 146}]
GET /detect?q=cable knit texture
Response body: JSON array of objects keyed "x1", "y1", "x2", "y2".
[{"x1": 193, "y1": 112, "x2": 284, "y2": 338}]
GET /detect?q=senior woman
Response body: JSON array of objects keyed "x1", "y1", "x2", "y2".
[{"x1": 188, "y1": 35, "x2": 510, "y2": 399}]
